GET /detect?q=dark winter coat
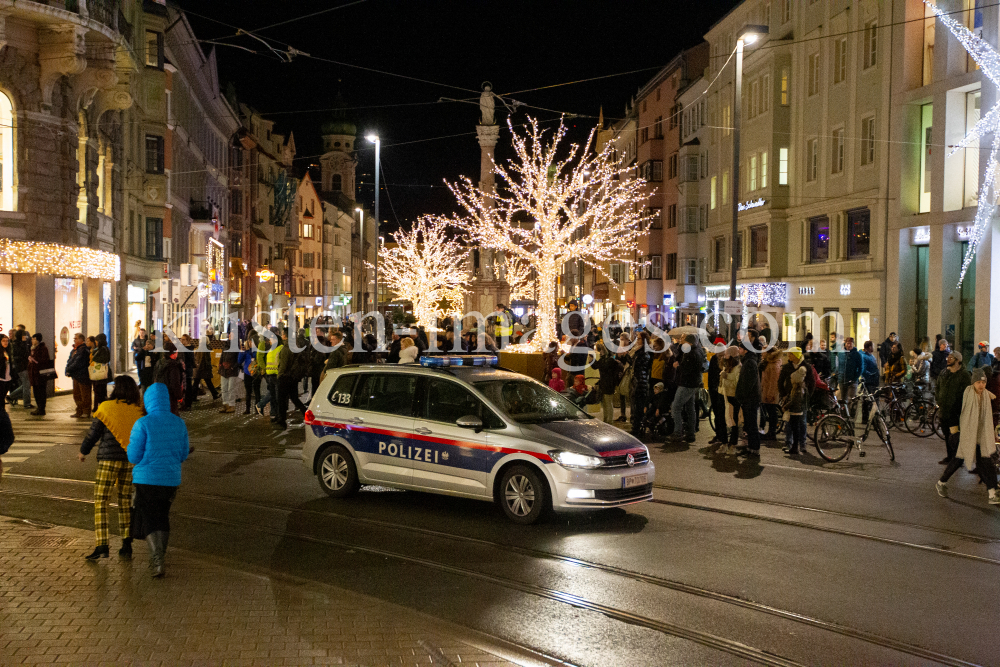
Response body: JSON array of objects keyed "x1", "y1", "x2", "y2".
[
  {"x1": 936, "y1": 367, "x2": 972, "y2": 430},
  {"x1": 65, "y1": 343, "x2": 91, "y2": 383},
  {"x1": 861, "y1": 351, "x2": 880, "y2": 390},
  {"x1": 707, "y1": 353, "x2": 722, "y2": 394},
  {"x1": 28, "y1": 342, "x2": 53, "y2": 386},
  {"x1": 152, "y1": 356, "x2": 185, "y2": 412},
  {"x1": 838, "y1": 348, "x2": 863, "y2": 385},
  {"x1": 593, "y1": 355, "x2": 624, "y2": 394},
  {"x1": 194, "y1": 350, "x2": 214, "y2": 380},
  {"x1": 807, "y1": 350, "x2": 831, "y2": 378},
  {"x1": 675, "y1": 346, "x2": 705, "y2": 388},
  {"x1": 0, "y1": 407, "x2": 13, "y2": 456},
  {"x1": 218, "y1": 351, "x2": 240, "y2": 378},
  {"x1": 930, "y1": 348, "x2": 950, "y2": 379},
  {"x1": 630, "y1": 347, "x2": 652, "y2": 394},
  {"x1": 80, "y1": 419, "x2": 129, "y2": 462},
  {"x1": 779, "y1": 359, "x2": 816, "y2": 402},
  {"x1": 735, "y1": 353, "x2": 761, "y2": 405},
  {"x1": 11, "y1": 333, "x2": 30, "y2": 374},
  {"x1": 878, "y1": 337, "x2": 896, "y2": 366}
]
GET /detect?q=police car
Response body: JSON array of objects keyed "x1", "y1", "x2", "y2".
[{"x1": 302, "y1": 355, "x2": 655, "y2": 524}]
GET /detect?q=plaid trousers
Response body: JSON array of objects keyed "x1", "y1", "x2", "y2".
[{"x1": 94, "y1": 460, "x2": 133, "y2": 546}]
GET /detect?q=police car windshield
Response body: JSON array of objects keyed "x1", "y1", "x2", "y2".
[{"x1": 474, "y1": 380, "x2": 589, "y2": 424}]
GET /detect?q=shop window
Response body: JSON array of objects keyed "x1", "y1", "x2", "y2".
[
  {"x1": 847, "y1": 208, "x2": 870, "y2": 258},
  {"x1": 809, "y1": 216, "x2": 830, "y2": 263},
  {"x1": 780, "y1": 67, "x2": 789, "y2": 105},
  {"x1": 0, "y1": 90, "x2": 14, "y2": 211},
  {"x1": 751, "y1": 225, "x2": 768, "y2": 266}
]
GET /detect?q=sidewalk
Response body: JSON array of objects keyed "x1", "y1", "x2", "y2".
[{"x1": 0, "y1": 516, "x2": 539, "y2": 667}]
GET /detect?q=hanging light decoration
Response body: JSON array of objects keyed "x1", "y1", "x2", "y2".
[
  {"x1": 0, "y1": 239, "x2": 120, "y2": 281},
  {"x1": 925, "y1": 1, "x2": 1000, "y2": 286}
]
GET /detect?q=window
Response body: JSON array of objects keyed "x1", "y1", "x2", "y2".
[
  {"x1": 330, "y1": 174, "x2": 342, "y2": 192},
  {"x1": 761, "y1": 74, "x2": 770, "y2": 113},
  {"x1": 831, "y1": 128, "x2": 845, "y2": 174},
  {"x1": 780, "y1": 67, "x2": 789, "y2": 105},
  {"x1": 668, "y1": 153, "x2": 678, "y2": 179},
  {"x1": 666, "y1": 253, "x2": 677, "y2": 280},
  {"x1": 683, "y1": 207, "x2": 699, "y2": 232},
  {"x1": 648, "y1": 207, "x2": 663, "y2": 229},
  {"x1": 654, "y1": 116, "x2": 664, "y2": 138},
  {"x1": 640, "y1": 127, "x2": 649, "y2": 144},
  {"x1": 782, "y1": 0, "x2": 791, "y2": 23},
  {"x1": 761, "y1": 151, "x2": 768, "y2": 188},
  {"x1": 642, "y1": 160, "x2": 663, "y2": 182},
  {"x1": 683, "y1": 155, "x2": 699, "y2": 182},
  {"x1": 863, "y1": 20, "x2": 878, "y2": 69},
  {"x1": 302, "y1": 252, "x2": 315, "y2": 268},
  {"x1": 722, "y1": 170, "x2": 729, "y2": 204},
  {"x1": 667, "y1": 204, "x2": 677, "y2": 228},
  {"x1": 684, "y1": 259, "x2": 698, "y2": 285},
  {"x1": 847, "y1": 207, "x2": 871, "y2": 258},
  {"x1": 650, "y1": 255, "x2": 662, "y2": 279},
  {"x1": 834, "y1": 37, "x2": 847, "y2": 84},
  {"x1": 669, "y1": 104, "x2": 681, "y2": 129},
  {"x1": 750, "y1": 225, "x2": 769, "y2": 266},
  {"x1": 809, "y1": 216, "x2": 830, "y2": 262},
  {"x1": 750, "y1": 155, "x2": 757, "y2": 191},
  {"x1": 861, "y1": 115, "x2": 876, "y2": 165},
  {"x1": 808, "y1": 52, "x2": 820, "y2": 96},
  {"x1": 807, "y1": 138, "x2": 818, "y2": 181},
  {"x1": 145, "y1": 217, "x2": 163, "y2": 259},
  {"x1": 710, "y1": 175, "x2": 717, "y2": 209},
  {"x1": 763, "y1": 1, "x2": 771, "y2": 28},
  {"x1": 145, "y1": 31, "x2": 163, "y2": 69},
  {"x1": 713, "y1": 238, "x2": 726, "y2": 271},
  {"x1": 352, "y1": 373, "x2": 417, "y2": 416},
  {"x1": 145, "y1": 135, "x2": 164, "y2": 174},
  {"x1": 0, "y1": 90, "x2": 14, "y2": 211},
  {"x1": 610, "y1": 263, "x2": 628, "y2": 285},
  {"x1": 423, "y1": 378, "x2": 502, "y2": 427},
  {"x1": 779, "y1": 147, "x2": 789, "y2": 185},
  {"x1": 302, "y1": 223, "x2": 314, "y2": 239}
]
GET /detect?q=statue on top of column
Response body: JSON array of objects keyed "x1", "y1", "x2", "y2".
[{"x1": 479, "y1": 82, "x2": 495, "y2": 126}]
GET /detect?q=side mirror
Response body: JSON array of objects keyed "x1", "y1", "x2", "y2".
[{"x1": 456, "y1": 415, "x2": 483, "y2": 433}]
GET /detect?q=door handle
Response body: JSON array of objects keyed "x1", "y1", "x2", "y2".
[
  {"x1": 347, "y1": 416, "x2": 365, "y2": 425},
  {"x1": 414, "y1": 427, "x2": 432, "y2": 435}
]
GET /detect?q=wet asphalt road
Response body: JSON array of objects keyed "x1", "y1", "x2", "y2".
[{"x1": 2, "y1": 393, "x2": 999, "y2": 667}]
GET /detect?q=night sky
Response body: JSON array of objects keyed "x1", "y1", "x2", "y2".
[{"x1": 175, "y1": 0, "x2": 741, "y2": 233}]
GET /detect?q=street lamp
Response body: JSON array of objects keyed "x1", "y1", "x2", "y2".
[
  {"x1": 730, "y1": 24, "x2": 768, "y2": 337},
  {"x1": 366, "y1": 133, "x2": 380, "y2": 314}
]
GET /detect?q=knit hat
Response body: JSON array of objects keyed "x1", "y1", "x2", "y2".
[
  {"x1": 654, "y1": 382, "x2": 664, "y2": 391},
  {"x1": 972, "y1": 368, "x2": 987, "y2": 383},
  {"x1": 791, "y1": 366, "x2": 807, "y2": 385},
  {"x1": 980, "y1": 341, "x2": 989, "y2": 349},
  {"x1": 786, "y1": 346, "x2": 803, "y2": 361},
  {"x1": 951, "y1": 350, "x2": 963, "y2": 364}
]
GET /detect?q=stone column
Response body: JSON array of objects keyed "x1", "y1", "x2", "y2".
[{"x1": 475, "y1": 124, "x2": 499, "y2": 282}]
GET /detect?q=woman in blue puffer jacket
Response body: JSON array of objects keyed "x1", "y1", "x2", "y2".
[{"x1": 128, "y1": 382, "x2": 190, "y2": 578}]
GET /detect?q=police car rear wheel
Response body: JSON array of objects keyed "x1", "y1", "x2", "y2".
[
  {"x1": 318, "y1": 445, "x2": 359, "y2": 498},
  {"x1": 499, "y1": 465, "x2": 549, "y2": 524}
]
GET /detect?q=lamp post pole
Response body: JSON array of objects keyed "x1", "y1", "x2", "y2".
[
  {"x1": 730, "y1": 25, "x2": 767, "y2": 342},
  {"x1": 355, "y1": 207, "x2": 363, "y2": 317},
  {"x1": 367, "y1": 134, "x2": 380, "y2": 315}
]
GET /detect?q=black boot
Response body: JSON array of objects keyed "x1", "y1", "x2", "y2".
[
  {"x1": 146, "y1": 532, "x2": 166, "y2": 578},
  {"x1": 119, "y1": 537, "x2": 132, "y2": 558},
  {"x1": 84, "y1": 545, "x2": 109, "y2": 560}
]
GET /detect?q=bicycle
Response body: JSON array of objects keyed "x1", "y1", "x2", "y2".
[
  {"x1": 904, "y1": 398, "x2": 937, "y2": 437},
  {"x1": 873, "y1": 384, "x2": 909, "y2": 431},
  {"x1": 813, "y1": 380, "x2": 895, "y2": 462}
]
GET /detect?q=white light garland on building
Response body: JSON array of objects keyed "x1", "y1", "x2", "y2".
[
  {"x1": 448, "y1": 117, "x2": 650, "y2": 349},
  {"x1": 925, "y1": 1, "x2": 1000, "y2": 286},
  {"x1": 0, "y1": 239, "x2": 120, "y2": 281}
]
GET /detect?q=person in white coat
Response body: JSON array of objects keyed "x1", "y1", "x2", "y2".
[
  {"x1": 936, "y1": 368, "x2": 999, "y2": 505},
  {"x1": 398, "y1": 337, "x2": 419, "y2": 364}
]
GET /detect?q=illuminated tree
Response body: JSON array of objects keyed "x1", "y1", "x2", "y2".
[
  {"x1": 502, "y1": 253, "x2": 534, "y2": 301},
  {"x1": 374, "y1": 216, "x2": 468, "y2": 329},
  {"x1": 448, "y1": 117, "x2": 650, "y2": 346}
]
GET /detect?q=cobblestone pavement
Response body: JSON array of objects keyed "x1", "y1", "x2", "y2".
[{"x1": 0, "y1": 516, "x2": 529, "y2": 667}]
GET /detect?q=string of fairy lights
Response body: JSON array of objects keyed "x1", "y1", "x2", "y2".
[
  {"x1": 925, "y1": 1, "x2": 1000, "y2": 288},
  {"x1": 0, "y1": 239, "x2": 120, "y2": 282}
]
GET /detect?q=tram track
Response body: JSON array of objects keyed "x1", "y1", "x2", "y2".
[{"x1": 0, "y1": 474, "x2": 985, "y2": 667}]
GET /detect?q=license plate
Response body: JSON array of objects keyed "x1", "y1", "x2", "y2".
[{"x1": 622, "y1": 474, "x2": 647, "y2": 489}]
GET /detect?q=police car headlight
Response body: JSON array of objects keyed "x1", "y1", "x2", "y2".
[{"x1": 549, "y1": 450, "x2": 603, "y2": 469}]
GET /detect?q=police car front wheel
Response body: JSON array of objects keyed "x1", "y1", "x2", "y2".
[
  {"x1": 318, "y1": 445, "x2": 360, "y2": 498},
  {"x1": 498, "y1": 464, "x2": 549, "y2": 524}
]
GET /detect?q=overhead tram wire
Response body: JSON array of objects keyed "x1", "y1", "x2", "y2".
[{"x1": 247, "y1": 0, "x2": 370, "y2": 33}]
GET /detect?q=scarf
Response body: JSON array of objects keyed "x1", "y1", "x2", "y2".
[
  {"x1": 957, "y1": 386, "x2": 997, "y2": 471},
  {"x1": 93, "y1": 399, "x2": 144, "y2": 449}
]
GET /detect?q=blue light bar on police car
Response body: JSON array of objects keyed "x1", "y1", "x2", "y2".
[{"x1": 419, "y1": 355, "x2": 498, "y2": 368}]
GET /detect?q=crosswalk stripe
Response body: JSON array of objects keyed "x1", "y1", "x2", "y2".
[
  {"x1": 2, "y1": 457, "x2": 29, "y2": 463},
  {"x1": 7, "y1": 449, "x2": 44, "y2": 454}
]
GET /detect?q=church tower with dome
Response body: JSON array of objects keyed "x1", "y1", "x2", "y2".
[{"x1": 319, "y1": 100, "x2": 357, "y2": 201}]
